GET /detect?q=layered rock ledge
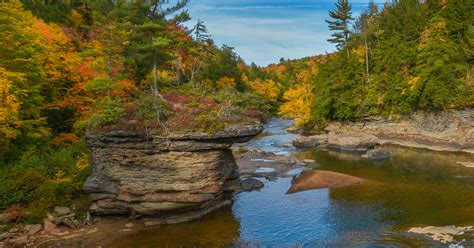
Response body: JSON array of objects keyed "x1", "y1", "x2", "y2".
[
  {"x1": 326, "y1": 109, "x2": 473, "y2": 154},
  {"x1": 83, "y1": 124, "x2": 262, "y2": 224},
  {"x1": 294, "y1": 109, "x2": 473, "y2": 154}
]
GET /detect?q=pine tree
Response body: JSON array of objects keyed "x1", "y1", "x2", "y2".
[
  {"x1": 326, "y1": 0, "x2": 354, "y2": 50},
  {"x1": 193, "y1": 19, "x2": 211, "y2": 42}
]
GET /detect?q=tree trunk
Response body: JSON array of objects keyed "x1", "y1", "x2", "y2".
[{"x1": 363, "y1": 20, "x2": 370, "y2": 82}]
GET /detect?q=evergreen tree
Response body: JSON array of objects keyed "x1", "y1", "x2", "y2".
[
  {"x1": 326, "y1": 0, "x2": 354, "y2": 50},
  {"x1": 193, "y1": 18, "x2": 211, "y2": 43}
]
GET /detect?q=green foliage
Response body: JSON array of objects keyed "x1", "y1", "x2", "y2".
[
  {"x1": 196, "y1": 109, "x2": 228, "y2": 135},
  {"x1": 326, "y1": 0, "x2": 354, "y2": 49},
  {"x1": 0, "y1": 140, "x2": 90, "y2": 223},
  {"x1": 89, "y1": 98, "x2": 125, "y2": 128},
  {"x1": 309, "y1": 0, "x2": 473, "y2": 124},
  {"x1": 136, "y1": 94, "x2": 171, "y2": 124},
  {"x1": 212, "y1": 87, "x2": 271, "y2": 115}
]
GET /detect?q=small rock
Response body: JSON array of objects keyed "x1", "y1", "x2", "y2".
[
  {"x1": 62, "y1": 218, "x2": 80, "y2": 229},
  {"x1": 120, "y1": 229, "x2": 132, "y2": 232},
  {"x1": 25, "y1": 224, "x2": 42, "y2": 235},
  {"x1": 240, "y1": 178, "x2": 264, "y2": 191},
  {"x1": 43, "y1": 218, "x2": 56, "y2": 232},
  {"x1": 293, "y1": 134, "x2": 328, "y2": 148},
  {"x1": 287, "y1": 126, "x2": 300, "y2": 133},
  {"x1": 456, "y1": 162, "x2": 474, "y2": 168},
  {"x1": 276, "y1": 142, "x2": 293, "y2": 148},
  {"x1": 124, "y1": 223, "x2": 134, "y2": 229},
  {"x1": 14, "y1": 235, "x2": 28, "y2": 244},
  {"x1": 363, "y1": 148, "x2": 391, "y2": 160},
  {"x1": 303, "y1": 159, "x2": 316, "y2": 164},
  {"x1": 85, "y1": 228, "x2": 98, "y2": 235},
  {"x1": 0, "y1": 213, "x2": 15, "y2": 223},
  {"x1": 54, "y1": 206, "x2": 71, "y2": 216},
  {"x1": 0, "y1": 232, "x2": 15, "y2": 241}
]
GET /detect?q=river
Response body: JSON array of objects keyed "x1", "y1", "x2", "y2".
[{"x1": 112, "y1": 119, "x2": 474, "y2": 247}]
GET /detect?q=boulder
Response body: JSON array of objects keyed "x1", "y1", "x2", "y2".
[
  {"x1": 84, "y1": 124, "x2": 262, "y2": 223},
  {"x1": 54, "y1": 207, "x2": 71, "y2": 216},
  {"x1": 276, "y1": 142, "x2": 293, "y2": 148},
  {"x1": 287, "y1": 170, "x2": 365, "y2": 194},
  {"x1": 240, "y1": 178, "x2": 264, "y2": 191},
  {"x1": 362, "y1": 148, "x2": 391, "y2": 160},
  {"x1": 43, "y1": 218, "x2": 56, "y2": 232},
  {"x1": 293, "y1": 134, "x2": 328, "y2": 148},
  {"x1": 286, "y1": 126, "x2": 300, "y2": 133},
  {"x1": 328, "y1": 132, "x2": 378, "y2": 151}
]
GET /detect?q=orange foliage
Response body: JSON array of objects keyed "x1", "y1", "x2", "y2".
[{"x1": 51, "y1": 133, "x2": 79, "y2": 147}]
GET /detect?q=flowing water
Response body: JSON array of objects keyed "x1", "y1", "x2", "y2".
[{"x1": 112, "y1": 119, "x2": 474, "y2": 247}]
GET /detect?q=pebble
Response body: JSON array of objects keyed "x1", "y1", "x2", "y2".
[
  {"x1": 0, "y1": 232, "x2": 15, "y2": 241},
  {"x1": 25, "y1": 224, "x2": 42, "y2": 235},
  {"x1": 14, "y1": 235, "x2": 28, "y2": 244},
  {"x1": 303, "y1": 159, "x2": 316, "y2": 164},
  {"x1": 125, "y1": 223, "x2": 134, "y2": 229}
]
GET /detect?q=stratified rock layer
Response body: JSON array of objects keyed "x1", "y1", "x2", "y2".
[
  {"x1": 84, "y1": 124, "x2": 262, "y2": 224},
  {"x1": 326, "y1": 109, "x2": 474, "y2": 154}
]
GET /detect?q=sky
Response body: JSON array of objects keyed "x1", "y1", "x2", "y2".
[{"x1": 183, "y1": 0, "x2": 386, "y2": 66}]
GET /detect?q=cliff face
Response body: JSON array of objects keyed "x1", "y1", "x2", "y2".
[
  {"x1": 84, "y1": 124, "x2": 262, "y2": 224},
  {"x1": 325, "y1": 109, "x2": 474, "y2": 154}
]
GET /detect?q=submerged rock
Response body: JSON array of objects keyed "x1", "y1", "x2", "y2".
[
  {"x1": 84, "y1": 124, "x2": 262, "y2": 223},
  {"x1": 327, "y1": 132, "x2": 378, "y2": 152},
  {"x1": 457, "y1": 161, "x2": 474, "y2": 168},
  {"x1": 240, "y1": 178, "x2": 264, "y2": 191},
  {"x1": 293, "y1": 134, "x2": 328, "y2": 148},
  {"x1": 408, "y1": 225, "x2": 474, "y2": 243},
  {"x1": 362, "y1": 148, "x2": 391, "y2": 160},
  {"x1": 287, "y1": 170, "x2": 365, "y2": 194}
]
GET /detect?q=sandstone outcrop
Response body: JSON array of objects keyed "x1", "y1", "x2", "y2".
[
  {"x1": 325, "y1": 109, "x2": 474, "y2": 154},
  {"x1": 84, "y1": 124, "x2": 262, "y2": 224}
]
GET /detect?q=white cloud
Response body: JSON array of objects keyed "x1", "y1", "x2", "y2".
[{"x1": 186, "y1": 0, "x2": 384, "y2": 65}]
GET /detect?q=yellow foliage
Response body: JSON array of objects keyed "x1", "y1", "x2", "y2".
[
  {"x1": 279, "y1": 84, "x2": 313, "y2": 127},
  {"x1": 216, "y1": 77, "x2": 236, "y2": 89},
  {"x1": 352, "y1": 46, "x2": 366, "y2": 64},
  {"x1": 250, "y1": 79, "x2": 280, "y2": 104},
  {"x1": 75, "y1": 153, "x2": 90, "y2": 171},
  {"x1": 407, "y1": 76, "x2": 420, "y2": 91},
  {"x1": 0, "y1": 68, "x2": 23, "y2": 139},
  {"x1": 51, "y1": 133, "x2": 79, "y2": 147}
]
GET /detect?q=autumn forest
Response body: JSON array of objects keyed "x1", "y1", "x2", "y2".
[{"x1": 0, "y1": 0, "x2": 473, "y2": 234}]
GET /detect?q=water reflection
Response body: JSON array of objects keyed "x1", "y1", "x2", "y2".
[{"x1": 112, "y1": 207, "x2": 239, "y2": 247}]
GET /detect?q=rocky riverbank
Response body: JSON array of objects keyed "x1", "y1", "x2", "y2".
[{"x1": 294, "y1": 109, "x2": 474, "y2": 154}]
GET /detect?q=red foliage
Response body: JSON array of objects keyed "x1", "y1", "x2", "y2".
[{"x1": 245, "y1": 109, "x2": 266, "y2": 123}]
